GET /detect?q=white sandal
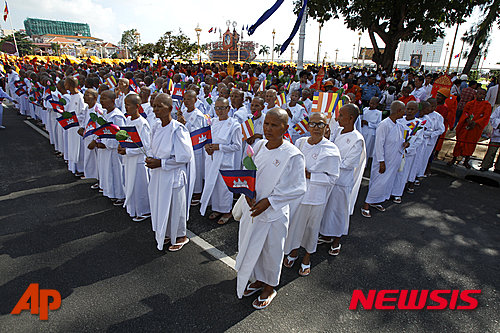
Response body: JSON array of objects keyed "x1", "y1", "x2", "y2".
[
  {"x1": 283, "y1": 255, "x2": 298, "y2": 268},
  {"x1": 243, "y1": 282, "x2": 263, "y2": 297},
  {"x1": 298, "y1": 263, "x2": 311, "y2": 276},
  {"x1": 361, "y1": 208, "x2": 371, "y2": 218},
  {"x1": 252, "y1": 289, "x2": 277, "y2": 310},
  {"x1": 329, "y1": 244, "x2": 341, "y2": 256}
]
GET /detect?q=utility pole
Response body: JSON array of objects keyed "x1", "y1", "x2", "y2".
[
  {"x1": 195, "y1": 25, "x2": 202, "y2": 63},
  {"x1": 356, "y1": 31, "x2": 362, "y2": 66},
  {"x1": 271, "y1": 28, "x2": 276, "y2": 62},
  {"x1": 297, "y1": 0, "x2": 307, "y2": 72},
  {"x1": 446, "y1": 24, "x2": 460, "y2": 73},
  {"x1": 290, "y1": 42, "x2": 294, "y2": 63},
  {"x1": 334, "y1": 48, "x2": 339, "y2": 66},
  {"x1": 316, "y1": 22, "x2": 322, "y2": 66}
]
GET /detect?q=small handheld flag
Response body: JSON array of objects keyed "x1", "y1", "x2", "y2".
[
  {"x1": 190, "y1": 126, "x2": 212, "y2": 150},
  {"x1": 241, "y1": 118, "x2": 255, "y2": 140},
  {"x1": 284, "y1": 132, "x2": 293, "y2": 143},
  {"x1": 106, "y1": 75, "x2": 117, "y2": 88},
  {"x1": 276, "y1": 92, "x2": 287, "y2": 107},
  {"x1": 15, "y1": 86, "x2": 27, "y2": 96},
  {"x1": 258, "y1": 79, "x2": 267, "y2": 92},
  {"x1": 219, "y1": 170, "x2": 257, "y2": 199},
  {"x1": 93, "y1": 122, "x2": 120, "y2": 138},
  {"x1": 57, "y1": 112, "x2": 79, "y2": 130},
  {"x1": 293, "y1": 117, "x2": 309, "y2": 135},
  {"x1": 117, "y1": 126, "x2": 143, "y2": 148},
  {"x1": 138, "y1": 104, "x2": 148, "y2": 118},
  {"x1": 83, "y1": 118, "x2": 97, "y2": 138},
  {"x1": 172, "y1": 83, "x2": 184, "y2": 101},
  {"x1": 311, "y1": 91, "x2": 341, "y2": 119},
  {"x1": 129, "y1": 78, "x2": 140, "y2": 93}
]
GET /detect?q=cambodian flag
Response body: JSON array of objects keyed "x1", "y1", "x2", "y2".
[
  {"x1": 50, "y1": 100, "x2": 65, "y2": 113},
  {"x1": 220, "y1": 170, "x2": 257, "y2": 199},
  {"x1": 190, "y1": 126, "x2": 212, "y2": 150},
  {"x1": 118, "y1": 126, "x2": 143, "y2": 148},
  {"x1": 83, "y1": 119, "x2": 97, "y2": 138},
  {"x1": 15, "y1": 86, "x2": 27, "y2": 96},
  {"x1": 172, "y1": 83, "x2": 184, "y2": 101},
  {"x1": 129, "y1": 78, "x2": 140, "y2": 93},
  {"x1": 284, "y1": 132, "x2": 293, "y2": 143},
  {"x1": 138, "y1": 104, "x2": 147, "y2": 118},
  {"x1": 92, "y1": 122, "x2": 120, "y2": 138},
  {"x1": 56, "y1": 112, "x2": 79, "y2": 130}
]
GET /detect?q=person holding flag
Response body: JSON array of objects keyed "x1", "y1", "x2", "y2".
[
  {"x1": 146, "y1": 93, "x2": 195, "y2": 252},
  {"x1": 0, "y1": 83, "x2": 18, "y2": 129},
  {"x1": 285, "y1": 89, "x2": 308, "y2": 143},
  {"x1": 235, "y1": 108, "x2": 306, "y2": 310},
  {"x1": 284, "y1": 113, "x2": 341, "y2": 276},
  {"x1": 200, "y1": 97, "x2": 242, "y2": 225},
  {"x1": 118, "y1": 94, "x2": 151, "y2": 222},
  {"x1": 64, "y1": 76, "x2": 85, "y2": 177},
  {"x1": 80, "y1": 89, "x2": 100, "y2": 181}
]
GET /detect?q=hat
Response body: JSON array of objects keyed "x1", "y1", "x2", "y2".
[
  {"x1": 437, "y1": 88, "x2": 450, "y2": 98},
  {"x1": 460, "y1": 74, "x2": 468, "y2": 81},
  {"x1": 324, "y1": 80, "x2": 334, "y2": 86}
]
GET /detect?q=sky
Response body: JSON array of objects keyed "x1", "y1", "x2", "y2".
[{"x1": 3, "y1": 0, "x2": 499, "y2": 68}]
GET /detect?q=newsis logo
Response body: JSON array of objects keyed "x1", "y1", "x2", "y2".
[
  {"x1": 11, "y1": 284, "x2": 61, "y2": 320},
  {"x1": 349, "y1": 290, "x2": 481, "y2": 310}
]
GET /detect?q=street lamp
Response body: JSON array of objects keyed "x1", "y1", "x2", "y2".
[
  {"x1": 442, "y1": 42, "x2": 449, "y2": 71},
  {"x1": 195, "y1": 25, "x2": 202, "y2": 63},
  {"x1": 237, "y1": 41, "x2": 241, "y2": 62},
  {"x1": 352, "y1": 43, "x2": 356, "y2": 66},
  {"x1": 290, "y1": 42, "x2": 295, "y2": 63},
  {"x1": 323, "y1": 52, "x2": 328, "y2": 66},
  {"x1": 316, "y1": 22, "x2": 323, "y2": 66},
  {"x1": 335, "y1": 48, "x2": 339, "y2": 66},
  {"x1": 271, "y1": 29, "x2": 276, "y2": 62},
  {"x1": 356, "y1": 31, "x2": 362, "y2": 66}
]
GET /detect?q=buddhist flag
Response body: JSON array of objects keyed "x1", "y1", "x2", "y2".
[
  {"x1": 283, "y1": 78, "x2": 292, "y2": 92},
  {"x1": 241, "y1": 118, "x2": 255, "y2": 140},
  {"x1": 219, "y1": 170, "x2": 256, "y2": 199},
  {"x1": 190, "y1": 126, "x2": 212, "y2": 150},
  {"x1": 3, "y1": 1, "x2": 8, "y2": 22},
  {"x1": 276, "y1": 92, "x2": 286, "y2": 107},
  {"x1": 106, "y1": 75, "x2": 117, "y2": 88},
  {"x1": 118, "y1": 126, "x2": 143, "y2": 148},
  {"x1": 258, "y1": 79, "x2": 267, "y2": 92},
  {"x1": 172, "y1": 83, "x2": 184, "y2": 101},
  {"x1": 56, "y1": 112, "x2": 79, "y2": 130},
  {"x1": 165, "y1": 78, "x2": 174, "y2": 92},
  {"x1": 138, "y1": 104, "x2": 147, "y2": 118},
  {"x1": 93, "y1": 122, "x2": 120, "y2": 139},
  {"x1": 311, "y1": 91, "x2": 341, "y2": 119},
  {"x1": 293, "y1": 117, "x2": 309, "y2": 135}
]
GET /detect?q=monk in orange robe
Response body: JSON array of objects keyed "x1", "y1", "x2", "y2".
[
  {"x1": 434, "y1": 88, "x2": 453, "y2": 154},
  {"x1": 449, "y1": 88, "x2": 492, "y2": 168},
  {"x1": 398, "y1": 86, "x2": 417, "y2": 105}
]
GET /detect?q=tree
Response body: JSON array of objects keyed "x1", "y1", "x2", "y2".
[
  {"x1": 461, "y1": 0, "x2": 499, "y2": 74},
  {"x1": 259, "y1": 45, "x2": 270, "y2": 60},
  {"x1": 155, "y1": 30, "x2": 197, "y2": 60},
  {"x1": 0, "y1": 31, "x2": 34, "y2": 56},
  {"x1": 50, "y1": 43, "x2": 60, "y2": 56},
  {"x1": 120, "y1": 29, "x2": 140, "y2": 57},
  {"x1": 300, "y1": 0, "x2": 478, "y2": 72},
  {"x1": 136, "y1": 43, "x2": 156, "y2": 58},
  {"x1": 274, "y1": 43, "x2": 282, "y2": 55}
]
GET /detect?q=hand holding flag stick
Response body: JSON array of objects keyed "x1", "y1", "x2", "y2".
[{"x1": 115, "y1": 130, "x2": 149, "y2": 157}]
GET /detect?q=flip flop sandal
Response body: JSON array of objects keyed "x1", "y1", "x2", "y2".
[
  {"x1": 190, "y1": 199, "x2": 201, "y2": 206},
  {"x1": 163, "y1": 237, "x2": 171, "y2": 245},
  {"x1": 283, "y1": 255, "x2": 298, "y2": 268},
  {"x1": 407, "y1": 188, "x2": 415, "y2": 194},
  {"x1": 317, "y1": 236, "x2": 334, "y2": 245},
  {"x1": 361, "y1": 208, "x2": 371, "y2": 218},
  {"x1": 132, "y1": 215, "x2": 149, "y2": 222},
  {"x1": 415, "y1": 180, "x2": 421, "y2": 186},
  {"x1": 329, "y1": 244, "x2": 341, "y2": 256},
  {"x1": 209, "y1": 212, "x2": 222, "y2": 220},
  {"x1": 252, "y1": 290, "x2": 277, "y2": 310},
  {"x1": 369, "y1": 204, "x2": 386, "y2": 212},
  {"x1": 168, "y1": 238, "x2": 190, "y2": 252},
  {"x1": 298, "y1": 263, "x2": 311, "y2": 276},
  {"x1": 217, "y1": 216, "x2": 231, "y2": 225},
  {"x1": 393, "y1": 197, "x2": 402, "y2": 204},
  {"x1": 243, "y1": 283, "x2": 263, "y2": 297}
]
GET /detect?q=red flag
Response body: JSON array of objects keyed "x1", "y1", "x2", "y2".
[
  {"x1": 3, "y1": 1, "x2": 8, "y2": 22},
  {"x1": 310, "y1": 67, "x2": 325, "y2": 90}
]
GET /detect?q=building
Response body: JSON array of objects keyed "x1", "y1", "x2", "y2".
[
  {"x1": 24, "y1": 18, "x2": 91, "y2": 37},
  {"x1": 32, "y1": 34, "x2": 103, "y2": 57},
  {"x1": 397, "y1": 38, "x2": 444, "y2": 64}
]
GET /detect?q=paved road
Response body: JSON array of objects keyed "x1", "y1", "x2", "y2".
[{"x1": 0, "y1": 106, "x2": 499, "y2": 332}]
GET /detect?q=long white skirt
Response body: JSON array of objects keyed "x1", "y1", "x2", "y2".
[
  {"x1": 285, "y1": 203, "x2": 325, "y2": 254},
  {"x1": 320, "y1": 185, "x2": 350, "y2": 237}
]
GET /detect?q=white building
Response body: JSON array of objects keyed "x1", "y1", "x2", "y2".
[{"x1": 397, "y1": 38, "x2": 445, "y2": 64}]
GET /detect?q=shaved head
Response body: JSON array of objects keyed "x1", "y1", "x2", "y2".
[
  {"x1": 184, "y1": 90, "x2": 197, "y2": 98},
  {"x1": 266, "y1": 107, "x2": 289, "y2": 125},
  {"x1": 342, "y1": 103, "x2": 360, "y2": 120},
  {"x1": 84, "y1": 88, "x2": 98, "y2": 98},
  {"x1": 155, "y1": 93, "x2": 173, "y2": 108},
  {"x1": 309, "y1": 112, "x2": 327, "y2": 123},
  {"x1": 390, "y1": 100, "x2": 405, "y2": 115},
  {"x1": 125, "y1": 93, "x2": 142, "y2": 105},
  {"x1": 101, "y1": 90, "x2": 116, "y2": 100}
]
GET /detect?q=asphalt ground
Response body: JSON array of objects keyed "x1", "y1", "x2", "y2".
[{"x1": 0, "y1": 105, "x2": 499, "y2": 332}]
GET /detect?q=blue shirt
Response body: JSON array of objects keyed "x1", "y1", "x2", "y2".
[{"x1": 361, "y1": 83, "x2": 381, "y2": 101}]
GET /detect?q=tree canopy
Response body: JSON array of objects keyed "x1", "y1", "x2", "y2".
[{"x1": 0, "y1": 32, "x2": 34, "y2": 56}]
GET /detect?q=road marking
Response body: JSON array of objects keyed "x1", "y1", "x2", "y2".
[
  {"x1": 24, "y1": 120, "x2": 50, "y2": 139},
  {"x1": 24, "y1": 119, "x2": 238, "y2": 271}
]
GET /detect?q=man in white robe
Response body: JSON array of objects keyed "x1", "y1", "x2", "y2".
[
  {"x1": 416, "y1": 99, "x2": 445, "y2": 178},
  {"x1": 262, "y1": 89, "x2": 278, "y2": 114},
  {"x1": 229, "y1": 89, "x2": 249, "y2": 124},
  {"x1": 285, "y1": 89, "x2": 309, "y2": 143},
  {"x1": 146, "y1": 93, "x2": 195, "y2": 252},
  {"x1": 64, "y1": 77, "x2": 85, "y2": 176},
  {"x1": 235, "y1": 108, "x2": 306, "y2": 310},
  {"x1": 284, "y1": 113, "x2": 340, "y2": 275},
  {"x1": 200, "y1": 97, "x2": 242, "y2": 224},
  {"x1": 319, "y1": 104, "x2": 366, "y2": 255},
  {"x1": 118, "y1": 94, "x2": 151, "y2": 222},
  {"x1": 362, "y1": 101, "x2": 407, "y2": 217},
  {"x1": 79, "y1": 89, "x2": 101, "y2": 180},
  {"x1": 360, "y1": 97, "x2": 382, "y2": 159},
  {"x1": 177, "y1": 90, "x2": 207, "y2": 205}
]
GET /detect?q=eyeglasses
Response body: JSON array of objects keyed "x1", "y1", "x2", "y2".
[{"x1": 308, "y1": 122, "x2": 327, "y2": 128}]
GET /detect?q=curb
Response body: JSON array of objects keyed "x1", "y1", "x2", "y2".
[{"x1": 431, "y1": 160, "x2": 500, "y2": 187}]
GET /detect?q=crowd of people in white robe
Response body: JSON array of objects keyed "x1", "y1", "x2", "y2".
[{"x1": 8, "y1": 70, "x2": 448, "y2": 310}]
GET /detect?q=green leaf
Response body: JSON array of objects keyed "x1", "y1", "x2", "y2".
[
  {"x1": 96, "y1": 117, "x2": 107, "y2": 126},
  {"x1": 89, "y1": 113, "x2": 98, "y2": 122},
  {"x1": 59, "y1": 98, "x2": 67, "y2": 106},
  {"x1": 243, "y1": 156, "x2": 257, "y2": 171},
  {"x1": 115, "y1": 130, "x2": 130, "y2": 141},
  {"x1": 62, "y1": 111, "x2": 73, "y2": 119}
]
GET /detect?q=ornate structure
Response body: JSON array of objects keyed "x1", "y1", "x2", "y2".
[{"x1": 204, "y1": 20, "x2": 256, "y2": 62}]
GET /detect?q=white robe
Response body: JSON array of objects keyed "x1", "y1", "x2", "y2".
[
  {"x1": 365, "y1": 118, "x2": 405, "y2": 204},
  {"x1": 230, "y1": 105, "x2": 250, "y2": 124},
  {"x1": 183, "y1": 108, "x2": 207, "y2": 194},
  {"x1": 235, "y1": 140, "x2": 306, "y2": 298},
  {"x1": 416, "y1": 111, "x2": 445, "y2": 177},
  {"x1": 392, "y1": 116, "x2": 424, "y2": 196},
  {"x1": 286, "y1": 103, "x2": 309, "y2": 143},
  {"x1": 123, "y1": 116, "x2": 151, "y2": 217},
  {"x1": 148, "y1": 120, "x2": 195, "y2": 250},
  {"x1": 200, "y1": 117, "x2": 242, "y2": 215},
  {"x1": 285, "y1": 137, "x2": 340, "y2": 254},
  {"x1": 100, "y1": 109, "x2": 126, "y2": 199},
  {"x1": 66, "y1": 93, "x2": 85, "y2": 174},
  {"x1": 321, "y1": 124, "x2": 366, "y2": 237},
  {"x1": 82, "y1": 104, "x2": 102, "y2": 179},
  {"x1": 360, "y1": 107, "x2": 382, "y2": 158}
]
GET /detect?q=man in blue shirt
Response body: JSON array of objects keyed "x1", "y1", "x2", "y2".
[{"x1": 361, "y1": 76, "x2": 381, "y2": 107}]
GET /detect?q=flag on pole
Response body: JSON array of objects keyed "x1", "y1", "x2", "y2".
[
  {"x1": 56, "y1": 112, "x2": 79, "y2": 130},
  {"x1": 50, "y1": 99, "x2": 65, "y2": 113},
  {"x1": 208, "y1": 27, "x2": 213, "y2": 33},
  {"x1": 172, "y1": 83, "x2": 184, "y2": 100},
  {"x1": 219, "y1": 170, "x2": 257, "y2": 199},
  {"x1": 311, "y1": 92, "x2": 342, "y2": 119},
  {"x1": 283, "y1": 78, "x2": 292, "y2": 92},
  {"x1": 138, "y1": 104, "x2": 147, "y2": 118},
  {"x1": 106, "y1": 75, "x2": 117, "y2": 88},
  {"x1": 92, "y1": 122, "x2": 120, "y2": 139},
  {"x1": 83, "y1": 118, "x2": 98, "y2": 138},
  {"x1": 117, "y1": 126, "x2": 143, "y2": 148},
  {"x1": 190, "y1": 126, "x2": 212, "y2": 150},
  {"x1": 129, "y1": 78, "x2": 140, "y2": 93},
  {"x1": 241, "y1": 118, "x2": 255, "y2": 140},
  {"x1": 258, "y1": 79, "x2": 267, "y2": 92},
  {"x1": 293, "y1": 117, "x2": 309, "y2": 135},
  {"x1": 165, "y1": 78, "x2": 174, "y2": 92},
  {"x1": 276, "y1": 92, "x2": 287, "y2": 106},
  {"x1": 15, "y1": 86, "x2": 26, "y2": 96},
  {"x1": 283, "y1": 132, "x2": 293, "y2": 143},
  {"x1": 3, "y1": 1, "x2": 8, "y2": 22}
]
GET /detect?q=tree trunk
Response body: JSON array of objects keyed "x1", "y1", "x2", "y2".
[
  {"x1": 462, "y1": 0, "x2": 499, "y2": 74},
  {"x1": 369, "y1": 28, "x2": 399, "y2": 73}
]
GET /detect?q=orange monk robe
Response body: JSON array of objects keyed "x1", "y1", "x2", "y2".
[
  {"x1": 434, "y1": 104, "x2": 450, "y2": 151},
  {"x1": 436, "y1": 95, "x2": 459, "y2": 151},
  {"x1": 398, "y1": 95, "x2": 417, "y2": 105},
  {"x1": 453, "y1": 100, "x2": 492, "y2": 157},
  {"x1": 346, "y1": 85, "x2": 362, "y2": 102}
]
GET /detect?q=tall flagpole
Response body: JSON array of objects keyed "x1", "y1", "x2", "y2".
[
  {"x1": 6, "y1": 1, "x2": 19, "y2": 56},
  {"x1": 297, "y1": 0, "x2": 307, "y2": 72}
]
